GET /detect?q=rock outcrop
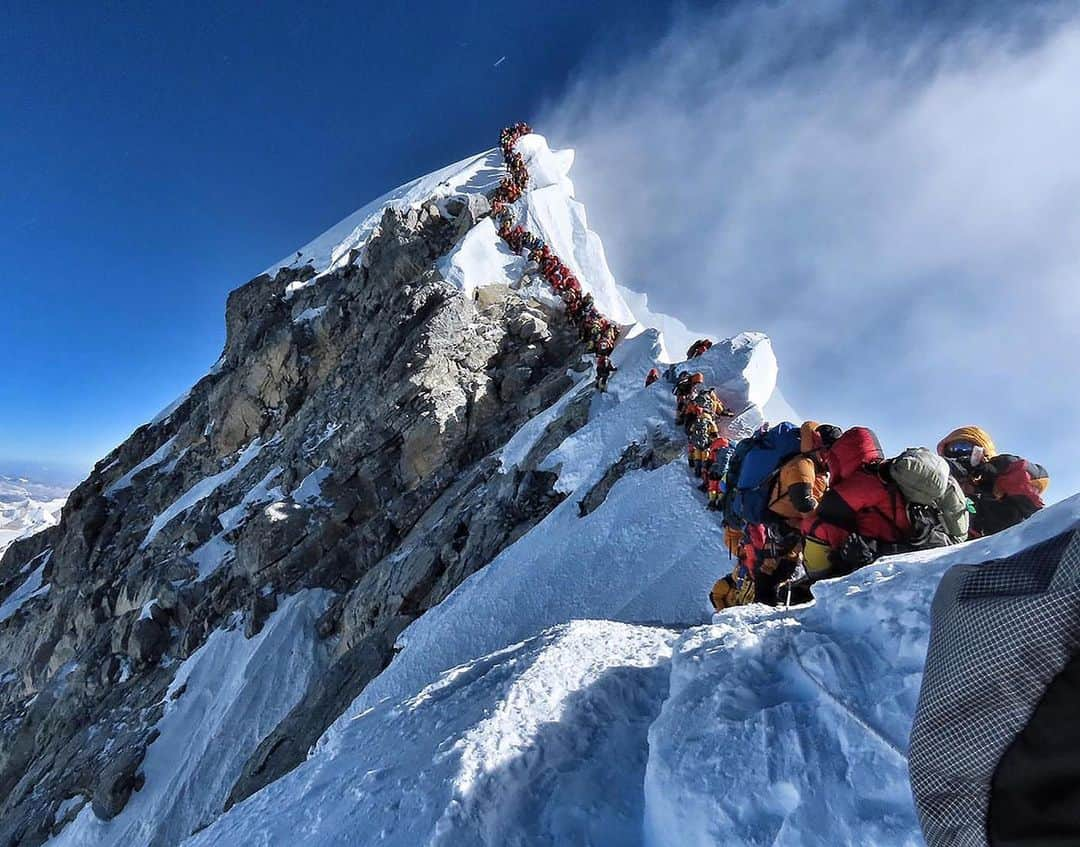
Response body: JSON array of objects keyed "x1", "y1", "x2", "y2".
[{"x1": 0, "y1": 192, "x2": 591, "y2": 845}]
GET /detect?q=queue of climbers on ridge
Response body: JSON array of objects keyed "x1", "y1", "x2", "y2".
[
  {"x1": 490, "y1": 123, "x2": 1049, "y2": 612},
  {"x1": 493, "y1": 122, "x2": 620, "y2": 390},
  {"x1": 662, "y1": 363, "x2": 1052, "y2": 611}
]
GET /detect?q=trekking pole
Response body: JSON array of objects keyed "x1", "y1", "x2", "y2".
[{"x1": 784, "y1": 580, "x2": 793, "y2": 610}]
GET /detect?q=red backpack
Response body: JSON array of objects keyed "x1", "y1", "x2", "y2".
[{"x1": 993, "y1": 457, "x2": 1049, "y2": 506}]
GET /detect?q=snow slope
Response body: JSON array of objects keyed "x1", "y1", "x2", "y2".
[
  {"x1": 329, "y1": 330, "x2": 771, "y2": 726},
  {"x1": 644, "y1": 494, "x2": 1080, "y2": 847},
  {"x1": 188, "y1": 495, "x2": 1080, "y2": 846},
  {"x1": 263, "y1": 149, "x2": 505, "y2": 281},
  {"x1": 186, "y1": 620, "x2": 675, "y2": 847},
  {"x1": 166, "y1": 328, "x2": 777, "y2": 845},
  {"x1": 52, "y1": 589, "x2": 332, "y2": 847}
]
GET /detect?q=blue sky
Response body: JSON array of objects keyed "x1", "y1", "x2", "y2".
[
  {"x1": 3, "y1": 0, "x2": 1077, "y2": 496},
  {"x1": 0, "y1": 0, "x2": 685, "y2": 476}
]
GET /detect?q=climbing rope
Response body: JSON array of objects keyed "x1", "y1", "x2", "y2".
[{"x1": 491, "y1": 123, "x2": 620, "y2": 361}]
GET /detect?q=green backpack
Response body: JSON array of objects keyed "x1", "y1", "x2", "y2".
[{"x1": 890, "y1": 447, "x2": 970, "y2": 542}]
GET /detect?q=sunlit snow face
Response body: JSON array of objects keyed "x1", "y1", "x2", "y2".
[{"x1": 542, "y1": 0, "x2": 1080, "y2": 499}]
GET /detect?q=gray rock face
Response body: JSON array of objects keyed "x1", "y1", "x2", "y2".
[{"x1": 0, "y1": 192, "x2": 596, "y2": 845}]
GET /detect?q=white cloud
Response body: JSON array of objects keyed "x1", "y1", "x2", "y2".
[{"x1": 542, "y1": 1, "x2": 1080, "y2": 499}]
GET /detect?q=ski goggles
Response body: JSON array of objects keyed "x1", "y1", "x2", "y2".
[{"x1": 942, "y1": 440, "x2": 978, "y2": 460}]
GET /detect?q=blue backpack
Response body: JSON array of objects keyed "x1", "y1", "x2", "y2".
[{"x1": 732, "y1": 422, "x2": 803, "y2": 525}]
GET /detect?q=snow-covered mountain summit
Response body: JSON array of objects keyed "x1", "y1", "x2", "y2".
[{"x1": 3, "y1": 126, "x2": 1072, "y2": 847}]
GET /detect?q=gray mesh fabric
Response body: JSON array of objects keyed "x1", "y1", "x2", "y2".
[{"x1": 909, "y1": 530, "x2": 1080, "y2": 847}]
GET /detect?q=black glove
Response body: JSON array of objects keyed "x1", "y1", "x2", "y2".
[{"x1": 839, "y1": 533, "x2": 878, "y2": 570}]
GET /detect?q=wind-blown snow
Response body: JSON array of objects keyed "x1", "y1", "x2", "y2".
[
  {"x1": 141, "y1": 437, "x2": 272, "y2": 548},
  {"x1": 50, "y1": 590, "x2": 332, "y2": 847},
  {"x1": 185, "y1": 620, "x2": 674, "y2": 847},
  {"x1": 643, "y1": 494, "x2": 1080, "y2": 847}
]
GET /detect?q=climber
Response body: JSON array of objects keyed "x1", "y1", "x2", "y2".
[
  {"x1": 937, "y1": 427, "x2": 1048, "y2": 537},
  {"x1": 695, "y1": 386, "x2": 724, "y2": 419},
  {"x1": 598, "y1": 323, "x2": 619, "y2": 356},
  {"x1": 645, "y1": 368, "x2": 661, "y2": 387},
  {"x1": 594, "y1": 354, "x2": 617, "y2": 392},
  {"x1": 719, "y1": 421, "x2": 803, "y2": 531},
  {"x1": 710, "y1": 524, "x2": 765, "y2": 611},
  {"x1": 802, "y1": 427, "x2": 912, "y2": 581},
  {"x1": 748, "y1": 522, "x2": 806, "y2": 607},
  {"x1": 680, "y1": 374, "x2": 707, "y2": 433},
  {"x1": 705, "y1": 436, "x2": 733, "y2": 507},
  {"x1": 672, "y1": 372, "x2": 695, "y2": 425},
  {"x1": 805, "y1": 431, "x2": 975, "y2": 580},
  {"x1": 765, "y1": 422, "x2": 841, "y2": 529},
  {"x1": 689, "y1": 412, "x2": 721, "y2": 478},
  {"x1": 686, "y1": 338, "x2": 714, "y2": 359}
]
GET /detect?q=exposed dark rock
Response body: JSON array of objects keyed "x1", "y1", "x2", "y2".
[
  {"x1": 127, "y1": 617, "x2": 168, "y2": 666},
  {"x1": 91, "y1": 741, "x2": 149, "y2": 820},
  {"x1": 0, "y1": 184, "x2": 599, "y2": 844}
]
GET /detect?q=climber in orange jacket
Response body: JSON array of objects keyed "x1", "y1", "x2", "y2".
[
  {"x1": 645, "y1": 368, "x2": 661, "y2": 387},
  {"x1": 766, "y1": 422, "x2": 841, "y2": 529}
]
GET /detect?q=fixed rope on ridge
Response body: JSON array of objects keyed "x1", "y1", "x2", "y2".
[{"x1": 490, "y1": 123, "x2": 620, "y2": 382}]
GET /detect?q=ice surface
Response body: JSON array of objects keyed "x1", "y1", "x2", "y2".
[
  {"x1": 438, "y1": 217, "x2": 524, "y2": 294},
  {"x1": 293, "y1": 465, "x2": 332, "y2": 506},
  {"x1": 217, "y1": 467, "x2": 284, "y2": 533},
  {"x1": 190, "y1": 532, "x2": 235, "y2": 582}
]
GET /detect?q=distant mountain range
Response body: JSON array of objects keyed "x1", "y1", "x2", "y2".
[{"x1": 0, "y1": 474, "x2": 69, "y2": 556}]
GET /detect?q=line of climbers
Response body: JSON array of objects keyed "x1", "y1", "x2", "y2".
[
  {"x1": 660, "y1": 370, "x2": 1051, "y2": 612},
  {"x1": 491, "y1": 123, "x2": 620, "y2": 391}
]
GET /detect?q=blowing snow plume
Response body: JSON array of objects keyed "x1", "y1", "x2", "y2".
[{"x1": 541, "y1": 0, "x2": 1080, "y2": 497}]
